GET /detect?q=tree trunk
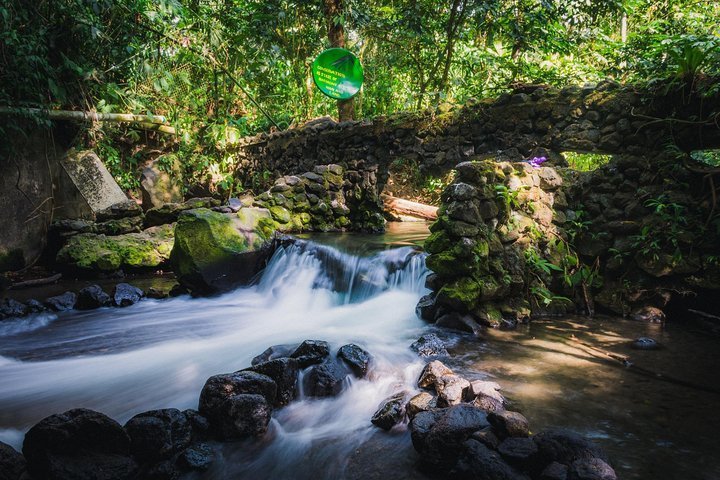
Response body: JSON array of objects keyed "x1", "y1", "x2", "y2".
[
  {"x1": 323, "y1": 0, "x2": 355, "y2": 121},
  {"x1": 381, "y1": 194, "x2": 439, "y2": 221}
]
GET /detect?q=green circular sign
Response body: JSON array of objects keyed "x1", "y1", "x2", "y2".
[{"x1": 311, "y1": 48, "x2": 363, "y2": 100}]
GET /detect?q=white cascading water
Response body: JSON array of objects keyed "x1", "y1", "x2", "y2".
[{"x1": 0, "y1": 239, "x2": 434, "y2": 478}]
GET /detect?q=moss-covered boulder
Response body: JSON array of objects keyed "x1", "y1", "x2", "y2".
[
  {"x1": 56, "y1": 224, "x2": 174, "y2": 272},
  {"x1": 170, "y1": 208, "x2": 276, "y2": 294}
]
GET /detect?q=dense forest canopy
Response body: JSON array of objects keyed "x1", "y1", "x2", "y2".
[{"x1": 1, "y1": 0, "x2": 719, "y2": 191}]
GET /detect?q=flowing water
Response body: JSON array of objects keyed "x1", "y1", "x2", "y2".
[{"x1": 0, "y1": 222, "x2": 719, "y2": 479}]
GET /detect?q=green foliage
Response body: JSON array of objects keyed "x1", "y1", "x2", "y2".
[{"x1": 564, "y1": 152, "x2": 612, "y2": 171}]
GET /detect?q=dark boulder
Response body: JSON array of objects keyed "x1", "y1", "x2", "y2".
[
  {"x1": 198, "y1": 372, "x2": 276, "y2": 439},
  {"x1": 498, "y1": 437, "x2": 540, "y2": 470},
  {"x1": 488, "y1": 411, "x2": 530, "y2": 439},
  {"x1": 178, "y1": 443, "x2": 214, "y2": 471},
  {"x1": 0, "y1": 298, "x2": 28, "y2": 319},
  {"x1": 251, "y1": 344, "x2": 296, "y2": 365},
  {"x1": 143, "y1": 459, "x2": 180, "y2": 480},
  {"x1": 44, "y1": 292, "x2": 77, "y2": 311},
  {"x1": 416, "y1": 294, "x2": 438, "y2": 322},
  {"x1": 452, "y1": 439, "x2": 528, "y2": 480},
  {"x1": 0, "y1": 441, "x2": 25, "y2": 480},
  {"x1": 22, "y1": 408, "x2": 138, "y2": 480},
  {"x1": 337, "y1": 344, "x2": 371, "y2": 377},
  {"x1": 568, "y1": 457, "x2": 617, "y2": 480},
  {"x1": 410, "y1": 333, "x2": 449, "y2": 358},
  {"x1": 533, "y1": 428, "x2": 608, "y2": 466},
  {"x1": 25, "y1": 299, "x2": 47, "y2": 313},
  {"x1": 304, "y1": 361, "x2": 348, "y2": 397},
  {"x1": 146, "y1": 288, "x2": 169, "y2": 299},
  {"x1": 371, "y1": 392, "x2": 407, "y2": 430},
  {"x1": 124, "y1": 409, "x2": 192, "y2": 462},
  {"x1": 470, "y1": 427, "x2": 500, "y2": 450},
  {"x1": 290, "y1": 340, "x2": 330, "y2": 368},
  {"x1": 75, "y1": 285, "x2": 111, "y2": 310},
  {"x1": 410, "y1": 404, "x2": 490, "y2": 468},
  {"x1": 113, "y1": 283, "x2": 144, "y2": 307},
  {"x1": 182, "y1": 409, "x2": 210, "y2": 440},
  {"x1": 244, "y1": 357, "x2": 300, "y2": 405}
]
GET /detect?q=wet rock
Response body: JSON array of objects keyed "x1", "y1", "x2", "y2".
[
  {"x1": 371, "y1": 392, "x2": 407, "y2": 430},
  {"x1": 182, "y1": 409, "x2": 210, "y2": 440},
  {"x1": 452, "y1": 439, "x2": 527, "y2": 480},
  {"x1": 170, "y1": 208, "x2": 275, "y2": 294},
  {"x1": 418, "y1": 360, "x2": 454, "y2": 389},
  {"x1": 0, "y1": 298, "x2": 27, "y2": 319},
  {"x1": 541, "y1": 462, "x2": 569, "y2": 480},
  {"x1": 470, "y1": 427, "x2": 500, "y2": 450},
  {"x1": 337, "y1": 344, "x2": 371, "y2": 377},
  {"x1": 124, "y1": 409, "x2": 192, "y2": 462},
  {"x1": 533, "y1": 428, "x2": 608, "y2": 465},
  {"x1": 498, "y1": 437, "x2": 539, "y2": 469},
  {"x1": 113, "y1": 283, "x2": 144, "y2": 307},
  {"x1": 25, "y1": 298, "x2": 47, "y2": 313},
  {"x1": 75, "y1": 285, "x2": 111, "y2": 310},
  {"x1": 488, "y1": 411, "x2": 530, "y2": 439},
  {"x1": 410, "y1": 404, "x2": 490, "y2": 468},
  {"x1": 630, "y1": 337, "x2": 661, "y2": 350},
  {"x1": 630, "y1": 306, "x2": 665, "y2": 323},
  {"x1": 44, "y1": 291, "x2": 77, "y2": 311},
  {"x1": 0, "y1": 441, "x2": 26, "y2": 480},
  {"x1": 168, "y1": 284, "x2": 188, "y2": 297},
  {"x1": 251, "y1": 344, "x2": 297, "y2": 366},
  {"x1": 22, "y1": 408, "x2": 138, "y2": 480},
  {"x1": 145, "y1": 287, "x2": 169, "y2": 299},
  {"x1": 473, "y1": 394, "x2": 506, "y2": 413},
  {"x1": 198, "y1": 372, "x2": 276, "y2": 439},
  {"x1": 304, "y1": 361, "x2": 347, "y2": 397},
  {"x1": 568, "y1": 457, "x2": 617, "y2": 480},
  {"x1": 290, "y1": 340, "x2": 330, "y2": 368},
  {"x1": 406, "y1": 392, "x2": 437, "y2": 420},
  {"x1": 244, "y1": 358, "x2": 300, "y2": 405},
  {"x1": 144, "y1": 459, "x2": 179, "y2": 480},
  {"x1": 416, "y1": 294, "x2": 438, "y2": 322},
  {"x1": 178, "y1": 443, "x2": 214, "y2": 471},
  {"x1": 436, "y1": 375, "x2": 471, "y2": 407},
  {"x1": 410, "y1": 333, "x2": 449, "y2": 358},
  {"x1": 436, "y1": 311, "x2": 482, "y2": 336}
]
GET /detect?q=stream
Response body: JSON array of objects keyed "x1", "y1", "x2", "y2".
[{"x1": 1, "y1": 222, "x2": 719, "y2": 479}]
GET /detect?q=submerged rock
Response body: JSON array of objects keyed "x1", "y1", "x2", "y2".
[
  {"x1": 44, "y1": 291, "x2": 77, "y2": 311},
  {"x1": 630, "y1": 337, "x2": 661, "y2": 350},
  {"x1": 410, "y1": 333, "x2": 449, "y2": 358},
  {"x1": 124, "y1": 409, "x2": 192, "y2": 463},
  {"x1": 568, "y1": 456, "x2": 617, "y2": 480},
  {"x1": 170, "y1": 208, "x2": 275, "y2": 294},
  {"x1": 75, "y1": 285, "x2": 111, "y2": 310},
  {"x1": 113, "y1": 283, "x2": 144, "y2": 307},
  {"x1": 0, "y1": 298, "x2": 28, "y2": 319},
  {"x1": 303, "y1": 361, "x2": 347, "y2": 397},
  {"x1": 178, "y1": 443, "x2": 214, "y2": 471},
  {"x1": 22, "y1": 408, "x2": 138, "y2": 480},
  {"x1": 371, "y1": 392, "x2": 407, "y2": 430},
  {"x1": 337, "y1": 344, "x2": 371, "y2": 377},
  {"x1": 290, "y1": 340, "x2": 331, "y2": 368}
]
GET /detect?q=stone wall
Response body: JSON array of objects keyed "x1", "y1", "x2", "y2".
[
  {"x1": 231, "y1": 82, "x2": 720, "y2": 225},
  {"x1": 417, "y1": 153, "x2": 720, "y2": 328}
]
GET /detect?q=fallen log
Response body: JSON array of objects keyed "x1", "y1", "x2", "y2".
[
  {"x1": 381, "y1": 194, "x2": 438, "y2": 221},
  {"x1": 10, "y1": 273, "x2": 62, "y2": 289}
]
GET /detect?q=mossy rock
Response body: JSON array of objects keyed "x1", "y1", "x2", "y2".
[
  {"x1": 56, "y1": 224, "x2": 175, "y2": 272},
  {"x1": 426, "y1": 251, "x2": 474, "y2": 279},
  {"x1": 269, "y1": 205, "x2": 292, "y2": 224},
  {"x1": 437, "y1": 277, "x2": 481, "y2": 311},
  {"x1": 170, "y1": 208, "x2": 276, "y2": 294},
  {"x1": 425, "y1": 231, "x2": 451, "y2": 254}
]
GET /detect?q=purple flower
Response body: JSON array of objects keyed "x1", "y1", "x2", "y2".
[{"x1": 527, "y1": 156, "x2": 547, "y2": 168}]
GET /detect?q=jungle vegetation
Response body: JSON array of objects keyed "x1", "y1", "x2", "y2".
[{"x1": 1, "y1": 0, "x2": 719, "y2": 193}]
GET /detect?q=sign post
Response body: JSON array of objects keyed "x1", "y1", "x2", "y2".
[{"x1": 311, "y1": 48, "x2": 363, "y2": 100}]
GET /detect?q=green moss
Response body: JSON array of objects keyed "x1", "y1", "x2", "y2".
[
  {"x1": 426, "y1": 251, "x2": 474, "y2": 278},
  {"x1": 269, "y1": 205, "x2": 292, "y2": 224},
  {"x1": 438, "y1": 277, "x2": 481, "y2": 311},
  {"x1": 425, "y1": 231, "x2": 451, "y2": 254}
]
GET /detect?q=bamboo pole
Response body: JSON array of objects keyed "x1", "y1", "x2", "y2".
[{"x1": 0, "y1": 108, "x2": 176, "y2": 134}]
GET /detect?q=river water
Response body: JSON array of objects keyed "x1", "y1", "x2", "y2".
[{"x1": 1, "y1": 222, "x2": 719, "y2": 479}]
